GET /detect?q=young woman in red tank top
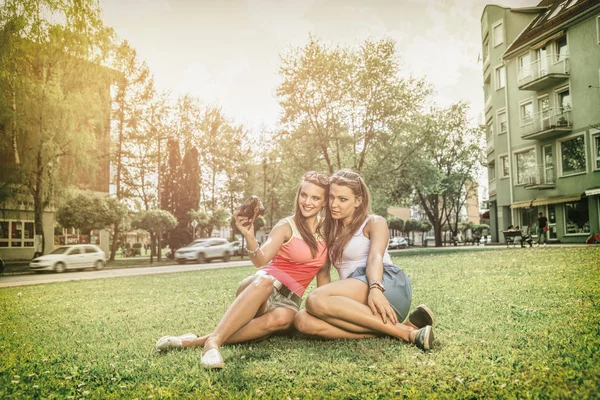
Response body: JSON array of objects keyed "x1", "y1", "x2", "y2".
[{"x1": 155, "y1": 171, "x2": 330, "y2": 368}]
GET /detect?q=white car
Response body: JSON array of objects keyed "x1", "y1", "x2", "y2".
[
  {"x1": 29, "y1": 244, "x2": 106, "y2": 273},
  {"x1": 175, "y1": 238, "x2": 233, "y2": 264},
  {"x1": 388, "y1": 237, "x2": 408, "y2": 250}
]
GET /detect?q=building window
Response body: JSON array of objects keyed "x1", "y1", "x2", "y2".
[
  {"x1": 497, "y1": 110, "x2": 507, "y2": 134},
  {"x1": 495, "y1": 65, "x2": 505, "y2": 89},
  {"x1": 493, "y1": 21, "x2": 504, "y2": 47},
  {"x1": 483, "y1": 38, "x2": 490, "y2": 62},
  {"x1": 556, "y1": 36, "x2": 568, "y2": 61},
  {"x1": 559, "y1": 134, "x2": 586, "y2": 176},
  {"x1": 520, "y1": 100, "x2": 533, "y2": 125},
  {"x1": 488, "y1": 160, "x2": 496, "y2": 181},
  {"x1": 486, "y1": 120, "x2": 493, "y2": 141},
  {"x1": 543, "y1": 145, "x2": 555, "y2": 183},
  {"x1": 549, "y1": 1, "x2": 568, "y2": 20},
  {"x1": 521, "y1": 208, "x2": 537, "y2": 236},
  {"x1": 597, "y1": 15, "x2": 600, "y2": 44},
  {"x1": 515, "y1": 149, "x2": 536, "y2": 185},
  {"x1": 564, "y1": 198, "x2": 590, "y2": 234},
  {"x1": 566, "y1": 0, "x2": 579, "y2": 8},
  {"x1": 0, "y1": 220, "x2": 35, "y2": 248},
  {"x1": 518, "y1": 53, "x2": 531, "y2": 77},
  {"x1": 557, "y1": 87, "x2": 571, "y2": 111},
  {"x1": 499, "y1": 155, "x2": 509, "y2": 178},
  {"x1": 591, "y1": 129, "x2": 600, "y2": 170}
]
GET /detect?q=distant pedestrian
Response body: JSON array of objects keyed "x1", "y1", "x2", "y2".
[{"x1": 537, "y1": 212, "x2": 548, "y2": 247}]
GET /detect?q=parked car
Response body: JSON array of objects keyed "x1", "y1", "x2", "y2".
[
  {"x1": 29, "y1": 244, "x2": 106, "y2": 273},
  {"x1": 388, "y1": 237, "x2": 408, "y2": 250},
  {"x1": 231, "y1": 240, "x2": 242, "y2": 256},
  {"x1": 175, "y1": 238, "x2": 233, "y2": 264}
]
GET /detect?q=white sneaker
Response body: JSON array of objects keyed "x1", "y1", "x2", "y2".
[
  {"x1": 201, "y1": 348, "x2": 224, "y2": 369},
  {"x1": 155, "y1": 333, "x2": 197, "y2": 352}
]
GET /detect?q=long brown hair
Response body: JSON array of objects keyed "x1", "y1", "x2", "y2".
[
  {"x1": 327, "y1": 169, "x2": 372, "y2": 265},
  {"x1": 293, "y1": 171, "x2": 331, "y2": 258}
]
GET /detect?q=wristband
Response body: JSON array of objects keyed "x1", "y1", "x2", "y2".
[
  {"x1": 246, "y1": 246, "x2": 259, "y2": 257},
  {"x1": 369, "y1": 281, "x2": 385, "y2": 293}
]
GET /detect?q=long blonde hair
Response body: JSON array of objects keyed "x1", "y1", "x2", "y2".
[
  {"x1": 293, "y1": 171, "x2": 331, "y2": 258},
  {"x1": 327, "y1": 169, "x2": 372, "y2": 265}
]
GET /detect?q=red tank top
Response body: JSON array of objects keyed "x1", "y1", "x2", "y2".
[{"x1": 261, "y1": 217, "x2": 327, "y2": 297}]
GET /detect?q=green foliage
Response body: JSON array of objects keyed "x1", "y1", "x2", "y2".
[
  {"x1": 132, "y1": 209, "x2": 177, "y2": 233},
  {"x1": 56, "y1": 194, "x2": 127, "y2": 235},
  {"x1": 387, "y1": 217, "x2": 404, "y2": 232},
  {"x1": 1, "y1": 247, "x2": 599, "y2": 398}
]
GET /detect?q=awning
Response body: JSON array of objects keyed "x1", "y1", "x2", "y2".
[
  {"x1": 531, "y1": 194, "x2": 581, "y2": 206},
  {"x1": 531, "y1": 30, "x2": 565, "y2": 50},
  {"x1": 586, "y1": 188, "x2": 600, "y2": 196},
  {"x1": 510, "y1": 200, "x2": 533, "y2": 209}
]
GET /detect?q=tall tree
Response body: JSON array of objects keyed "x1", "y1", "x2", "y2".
[
  {"x1": 404, "y1": 103, "x2": 484, "y2": 247},
  {"x1": 0, "y1": 0, "x2": 115, "y2": 253}
]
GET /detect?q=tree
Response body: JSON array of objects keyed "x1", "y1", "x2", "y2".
[
  {"x1": 56, "y1": 195, "x2": 127, "y2": 237},
  {"x1": 132, "y1": 209, "x2": 177, "y2": 263},
  {"x1": 387, "y1": 217, "x2": 404, "y2": 237},
  {"x1": 276, "y1": 35, "x2": 430, "y2": 175},
  {"x1": 403, "y1": 103, "x2": 484, "y2": 247},
  {"x1": 0, "y1": 0, "x2": 115, "y2": 253}
]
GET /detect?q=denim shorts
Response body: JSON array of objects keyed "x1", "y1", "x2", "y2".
[
  {"x1": 255, "y1": 271, "x2": 301, "y2": 315},
  {"x1": 348, "y1": 264, "x2": 413, "y2": 321}
]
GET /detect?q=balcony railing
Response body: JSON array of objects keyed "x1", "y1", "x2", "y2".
[
  {"x1": 523, "y1": 164, "x2": 556, "y2": 190},
  {"x1": 489, "y1": 179, "x2": 496, "y2": 197},
  {"x1": 521, "y1": 107, "x2": 572, "y2": 140},
  {"x1": 517, "y1": 54, "x2": 569, "y2": 91}
]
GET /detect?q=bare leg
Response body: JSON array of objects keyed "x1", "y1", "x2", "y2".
[
  {"x1": 295, "y1": 309, "x2": 377, "y2": 340},
  {"x1": 203, "y1": 274, "x2": 278, "y2": 352},
  {"x1": 185, "y1": 307, "x2": 296, "y2": 347},
  {"x1": 303, "y1": 279, "x2": 416, "y2": 343}
]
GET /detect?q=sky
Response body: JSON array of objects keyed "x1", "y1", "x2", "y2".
[{"x1": 99, "y1": 0, "x2": 540, "y2": 133}]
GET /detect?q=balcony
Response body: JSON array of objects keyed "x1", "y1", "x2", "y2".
[
  {"x1": 517, "y1": 55, "x2": 569, "y2": 91},
  {"x1": 523, "y1": 165, "x2": 556, "y2": 190},
  {"x1": 489, "y1": 179, "x2": 496, "y2": 197},
  {"x1": 521, "y1": 107, "x2": 572, "y2": 140},
  {"x1": 485, "y1": 95, "x2": 492, "y2": 112},
  {"x1": 486, "y1": 137, "x2": 494, "y2": 154}
]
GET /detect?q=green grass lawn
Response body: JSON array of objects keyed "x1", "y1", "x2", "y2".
[{"x1": 1, "y1": 247, "x2": 599, "y2": 399}]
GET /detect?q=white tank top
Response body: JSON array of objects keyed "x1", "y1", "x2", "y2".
[{"x1": 334, "y1": 216, "x2": 393, "y2": 279}]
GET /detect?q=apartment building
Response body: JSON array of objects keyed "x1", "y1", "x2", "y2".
[{"x1": 481, "y1": 0, "x2": 600, "y2": 244}]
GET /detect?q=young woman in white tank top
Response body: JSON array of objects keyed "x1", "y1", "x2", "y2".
[{"x1": 294, "y1": 169, "x2": 435, "y2": 351}]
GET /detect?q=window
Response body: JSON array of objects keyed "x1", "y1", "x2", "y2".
[
  {"x1": 0, "y1": 220, "x2": 35, "y2": 248},
  {"x1": 495, "y1": 65, "x2": 506, "y2": 89},
  {"x1": 488, "y1": 160, "x2": 496, "y2": 181},
  {"x1": 487, "y1": 120, "x2": 494, "y2": 140},
  {"x1": 559, "y1": 134, "x2": 586, "y2": 176},
  {"x1": 520, "y1": 100, "x2": 533, "y2": 125},
  {"x1": 597, "y1": 15, "x2": 600, "y2": 44},
  {"x1": 497, "y1": 110, "x2": 507, "y2": 134},
  {"x1": 547, "y1": 204, "x2": 558, "y2": 240},
  {"x1": 483, "y1": 39, "x2": 490, "y2": 62},
  {"x1": 543, "y1": 145, "x2": 555, "y2": 183},
  {"x1": 500, "y1": 155, "x2": 509, "y2": 178},
  {"x1": 566, "y1": 0, "x2": 579, "y2": 9},
  {"x1": 591, "y1": 129, "x2": 600, "y2": 170},
  {"x1": 515, "y1": 149, "x2": 536, "y2": 185},
  {"x1": 538, "y1": 46, "x2": 549, "y2": 76},
  {"x1": 564, "y1": 198, "x2": 590, "y2": 234},
  {"x1": 521, "y1": 208, "x2": 537, "y2": 236},
  {"x1": 493, "y1": 21, "x2": 504, "y2": 47},
  {"x1": 556, "y1": 36, "x2": 568, "y2": 61},
  {"x1": 519, "y1": 53, "x2": 531, "y2": 77},
  {"x1": 557, "y1": 88, "x2": 571, "y2": 111},
  {"x1": 548, "y1": 1, "x2": 568, "y2": 20}
]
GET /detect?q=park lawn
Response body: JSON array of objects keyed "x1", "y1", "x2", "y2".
[{"x1": 1, "y1": 247, "x2": 599, "y2": 399}]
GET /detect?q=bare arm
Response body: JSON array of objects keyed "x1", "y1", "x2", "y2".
[
  {"x1": 363, "y1": 215, "x2": 397, "y2": 324},
  {"x1": 315, "y1": 262, "x2": 331, "y2": 287},
  {"x1": 235, "y1": 216, "x2": 291, "y2": 268}
]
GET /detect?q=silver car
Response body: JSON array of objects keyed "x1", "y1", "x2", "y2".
[
  {"x1": 175, "y1": 238, "x2": 233, "y2": 264},
  {"x1": 29, "y1": 244, "x2": 106, "y2": 273}
]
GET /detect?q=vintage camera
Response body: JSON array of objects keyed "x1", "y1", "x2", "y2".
[{"x1": 235, "y1": 196, "x2": 265, "y2": 227}]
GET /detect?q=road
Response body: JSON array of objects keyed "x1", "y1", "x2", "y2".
[{"x1": 0, "y1": 260, "x2": 253, "y2": 288}]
